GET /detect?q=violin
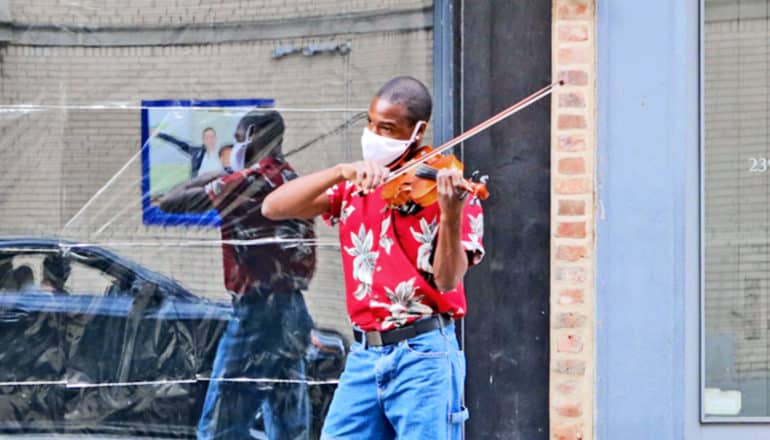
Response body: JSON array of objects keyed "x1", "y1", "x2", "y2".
[
  {"x1": 381, "y1": 146, "x2": 489, "y2": 209},
  {"x1": 378, "y1": 80, "x2": 562, "y2": 210}
]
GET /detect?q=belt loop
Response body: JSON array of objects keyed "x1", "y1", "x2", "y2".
[
  {"x1": 437, "y1": 314, "x2": 446, "y2": 335},
  {"x1": 355, "y1": 328, "x2": 367, "y2": 350}
]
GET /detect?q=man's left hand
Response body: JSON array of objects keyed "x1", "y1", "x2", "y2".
[{"x1": 436, "y1": 168, "x2": 466, "y2": 222}]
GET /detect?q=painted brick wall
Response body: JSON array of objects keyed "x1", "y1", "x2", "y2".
[
  {"x1": 703, "y1": 12, "x2": 770, "y2": 393},
  {"x1": 9, "y1": 0, "x2": 432, "y2": 26},
  {"x1": 0, "y1": 6, "x2": 433, "y2": 336},
  {"x1": 551, "y1": 1, "x2": 595, "y2": 439}
]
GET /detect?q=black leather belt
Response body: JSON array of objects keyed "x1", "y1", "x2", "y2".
[{"x1": 353, "y1": 314, "x2": 453, "y2": 347}]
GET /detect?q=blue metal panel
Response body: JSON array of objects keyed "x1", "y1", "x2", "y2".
[
  {"x1": 596, "y1": 0, "x2": 696, "y2": 438},
  {"x1": 432, "y1": 0, "x2": 453, "y2": 145}
]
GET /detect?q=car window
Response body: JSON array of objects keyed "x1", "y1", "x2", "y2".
[
  {"x1": 3, "y1": 254, "x2": 43, "y2": 292},
  {"x1": 66, "y1": 260, "x2": 119, "y2": 296},
  {"x1": 0, "y1": 253, "x2": 120, "y2": 296}
]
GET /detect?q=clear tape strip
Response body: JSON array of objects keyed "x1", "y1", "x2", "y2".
[
  {"x1": 63, "y1": 148, "x2": 143, "y2": 230},
  {"x1": 0, "y1": 239, "x2": 341, "y2": 252},
  {"x1": 0, "y1": 105, "x2": 368, "y2": 112},
  {"x1": 0, "y1": 380, "x2": 68, "y2": 386},
  {"x1": 0, "y1": 378, "x2": 340, "y2": 387}
]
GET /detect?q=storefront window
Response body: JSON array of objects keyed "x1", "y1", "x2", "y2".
[
  {"x1": 0, "y1": 1, "x2": 435, "y2": 437},
  {"x1": 704, "y1": 0, "x2": 770, "y2": 421}
]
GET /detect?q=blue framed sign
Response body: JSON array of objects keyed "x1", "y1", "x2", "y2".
[{"x1": 141, "y1": 99, "x2": 274, "y2": 226}]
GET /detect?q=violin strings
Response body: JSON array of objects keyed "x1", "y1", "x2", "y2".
[{"x1": 413, "y1": 165, "x2": 438, "y2": 180}]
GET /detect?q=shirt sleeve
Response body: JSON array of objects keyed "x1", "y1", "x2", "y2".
[
  {"x1": 206, "y1": 170, "x2": 250, "y2": 209},
  {"x1": 322, "y1": 182, "x2": 345, "y2": 226},
  {"x1": 156, "y1": 132, "x2": 194, "y2": 155},
  {"x1": 460, "y1": 196, "x2": 485, "y2": 266}
]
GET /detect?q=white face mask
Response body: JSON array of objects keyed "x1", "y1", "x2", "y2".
[
  {"x1": 229, "y1": 125, "x2": 255, "y2": 172},
  {"x1": 230, "y1": 141, "x2": 248, "y2": 172},
  {"x1": 361, "y1": 120, "x2": 425, "y2": 167}
]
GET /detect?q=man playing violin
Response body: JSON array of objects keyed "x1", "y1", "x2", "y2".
[{"x1": 262, "y1": 76, "x2": 485, "y2": 439}]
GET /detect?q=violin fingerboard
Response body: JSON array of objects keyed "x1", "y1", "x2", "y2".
[{"x1": 414, "y1": 165, "x2": 438, "y2": 180}]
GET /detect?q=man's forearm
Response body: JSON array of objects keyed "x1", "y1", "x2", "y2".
[
  {"x1": 157, "y1": 171, "x2": 223, "y2": 213},
  {"x1": 433, "y1": 213, "x2": 468, "y2": 292},
  {"x1": 158, "y1": 188, "x2": 213, "y2": 213},
  {"x1": 262, "y1": 164, "x2": 344, "y2": 220},
  {"x1": 179, "y1": 171, "x2": 224, "y2": 190},
  {"x1": 157, "y1": 132, "x2": 193, "y2": 154}
]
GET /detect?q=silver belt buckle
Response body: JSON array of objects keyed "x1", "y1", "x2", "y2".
[{"x1": 365, "y1": 331, "x2": 383, "y2": 347}]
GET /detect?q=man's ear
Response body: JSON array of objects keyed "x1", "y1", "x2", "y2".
[{"x1": 415, "y1": 120, "x2": 428, "y2": 140}]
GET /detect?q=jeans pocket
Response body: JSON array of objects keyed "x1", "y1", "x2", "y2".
[{"x1": 404, "y1": 331, "x2": 449, "y2": 357}]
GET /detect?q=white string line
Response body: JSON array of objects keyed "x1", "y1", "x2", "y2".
[
  {"x1": 62, "y1": 146, "x2": 144, "y2": 230},
  {"x1": 0, "y1": 380, "x2": 67, "y2": 386},
  {"x1": 92, "y1": 202, "x2": 140, "y2": 237},
  {"x1": 0, "y1": 378, "x2": 340, "y2": 387},
  {"x1": 68, "y1": 378, "x2": 340, "y2": 388},
  {"x1": 0, "y1": 105, "x2": 368, "y2": 112},
  {"x1": 62, "y1": 111, "x2": 176, "y2": 231},
  {"x1": 0, "y1": 238, "x2": 341, "y2": 253}
]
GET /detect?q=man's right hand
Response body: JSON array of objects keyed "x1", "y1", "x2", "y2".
[{"x1": 339, "y1": 161, "x2": 390, "y2": 195}]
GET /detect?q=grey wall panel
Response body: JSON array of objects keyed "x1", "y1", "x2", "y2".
[{"x1": 460, "y1": 1, "x2": 551, "y2": 438}]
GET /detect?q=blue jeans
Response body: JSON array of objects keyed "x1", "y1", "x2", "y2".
[
  {"x1": 197, "y1": 289, "x2": 313, "y2": 440},
  {"x1": 321, "y1": 321, "x2": 469, "y2": 440}
]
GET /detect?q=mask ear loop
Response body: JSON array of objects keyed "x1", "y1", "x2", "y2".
[{"x1": 386, "y1": 120, "x2": 427, "y2": 170}]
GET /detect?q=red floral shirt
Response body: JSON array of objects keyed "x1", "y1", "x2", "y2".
[
  {"x1": 324, "y1": 181, "x2": 485, "y2": 331},
  {"x1": 207, "y1": 157, "x2": 316, "y2": 296}
]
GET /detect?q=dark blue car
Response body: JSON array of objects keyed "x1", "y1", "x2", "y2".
[{"x1": 0, "y1": 238, "x2": 345, "y2": 438}]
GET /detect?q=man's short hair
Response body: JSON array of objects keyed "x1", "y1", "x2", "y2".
[
  {"x1": 218, "y1": 144, "x2": 233, "y2": 158},
  {"x1": 375, "y1": 76, "x2": 432, "y2": 125},
  {"x1": 236, "y1": 110, "x2": 285, "y2": 165},
  {"x1": 13, "y1": 265, "x2": 33, "y2": 286},
  {"x1": 43, "y1": 254, "x2": 70, "y2": 284},
  {"x1": 202, "y1": 127, "x2": 216, "y2": 136}
]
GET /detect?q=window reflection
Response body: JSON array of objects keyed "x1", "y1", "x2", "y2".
[{"x1": 704, "y1": 0, "x2": 770, "y2": 420}]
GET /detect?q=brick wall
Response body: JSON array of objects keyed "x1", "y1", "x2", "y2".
[
  {"x1": 0, "y1": 4, "x2": 434, "y2": 336},
  {"x1": 550, "y1": 1, "x2": 595, "y2": 439},
  {"x1": 9, "y1": 0, "x2": 432, "y2": 26}
]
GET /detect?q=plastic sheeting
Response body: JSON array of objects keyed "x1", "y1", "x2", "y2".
[{"x1": 0, "y1": 1, "x2": 435, "y2": 438}]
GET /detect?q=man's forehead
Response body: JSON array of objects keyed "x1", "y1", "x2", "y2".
[{"x1": 369, "y1": 97, "x2": 409, "y2": 124}]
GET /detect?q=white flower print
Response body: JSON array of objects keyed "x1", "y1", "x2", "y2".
[
  {"x1": 340, "y1": 199, "x2": 356, "y2": 224},
  {"x1": 344, "y1": 224, "x2": 379, "y2": 300},
  {"x1": 370, "y1": 278, "x2": 433, "y2": 330},
  {"x1": 461, "y1": 213, "x2": 484, "y2": 255},
  {"x1": 410, "y1": 217, "x2": 438, "y2": 274},
  {"x1": 379, "y1": 216, "x2": 394, "y2": 255}
]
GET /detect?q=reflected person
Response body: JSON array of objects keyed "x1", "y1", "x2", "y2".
[
  {"x1": 219, "y1": 145, "x2": 234, "y2": 171},
  {"x1": 159, "y1": 110, "x2": 316, "y2": 440},
  {"x1": 40, "y1": 254, "x2": 71, "y2": 295},
  {"x1": 156, "y1": 126, "x2": 223, "y2": 177},
  {"x1": 13, "y1": 265, "x2": 34, "y2": 292}
]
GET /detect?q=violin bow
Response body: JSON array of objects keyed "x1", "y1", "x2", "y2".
[{"x1": 386, "y1": 80, "x2": 564, "y2": 183}]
